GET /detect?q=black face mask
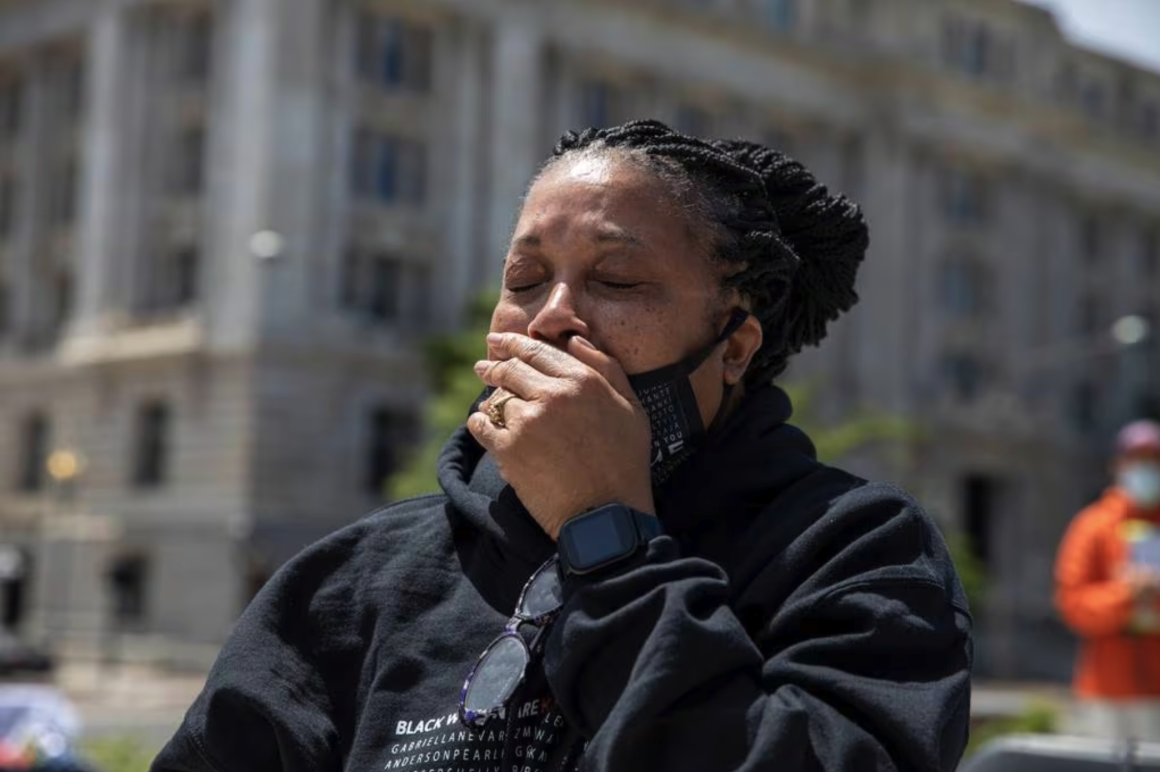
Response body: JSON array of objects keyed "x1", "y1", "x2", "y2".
[{"x1": 627, "y1": 308, "x2": 750, "y2": 486}]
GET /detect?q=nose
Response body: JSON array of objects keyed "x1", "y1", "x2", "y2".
[{"x1": 527, "y1": 282, "x2": 590, "y2": 346}]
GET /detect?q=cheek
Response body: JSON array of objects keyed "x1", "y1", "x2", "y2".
[{"x1": 490, "y1": 302, "x2": 530, "y2": 334}]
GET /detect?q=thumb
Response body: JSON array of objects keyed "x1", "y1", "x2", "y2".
[{"x1": 567, "y1": 336, "x2": 637, "y2": 403}]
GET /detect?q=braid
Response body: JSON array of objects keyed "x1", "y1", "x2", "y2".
[
  {"x1": 539, "y1": 120, "x2": 867, "y2": 385},
  {"x1": 713, "y1": 139, "x2": 868, "y2": 359}
]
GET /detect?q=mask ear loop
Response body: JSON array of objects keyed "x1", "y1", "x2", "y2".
[{"x1": 706, "y1": 309, "x2": 751, "y2": 433}]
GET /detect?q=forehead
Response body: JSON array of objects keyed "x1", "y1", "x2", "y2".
[
  {"x1": 517, "y1": 154, "x2": 702, "y2": 253},
  {"x1": 1123, "y1": 447, "x2": 1160, "y2": 463}
]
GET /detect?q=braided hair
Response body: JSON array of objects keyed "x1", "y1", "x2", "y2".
[{"x1": 536, "y1": 119, "x2": 868, "y2": 385}]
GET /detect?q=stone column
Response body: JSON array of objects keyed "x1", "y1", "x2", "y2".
[
  {"x1": 446, "y1": 18, "x2": 485, "y2": 327},
  {"x1": 8, "y1": 61, "x2": 45, "y2": 352},
  {"x1": 254, "y1": 0, "x2": 327, "y2": 339},
  {"x1": 855, "y1": 129, "x2": 915, "y2": 416},
  {"x1": 203, "y1": 0, "x2": 279, "y2": 350},
  {"x1": 68, "y1": 7, "x2": 127, "y2": 342},
  {"x1": 485, "y1": 17, "x2": 543, "y2": 286}
]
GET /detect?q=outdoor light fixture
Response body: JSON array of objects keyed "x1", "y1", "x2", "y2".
[{"x1": 249, "y1": 230, "x2": 285, "y2": 260}]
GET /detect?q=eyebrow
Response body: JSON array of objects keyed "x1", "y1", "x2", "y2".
[{"x1": 511, "y1": 227, "x2": 645, "y2": 251}]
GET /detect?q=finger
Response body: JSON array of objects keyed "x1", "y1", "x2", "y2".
[
  {"x1": 474, "y1": 357, "x2": 557, "y2": 400},
  {"x1": 467, "y1": 409, "x2": 502, "y2": 450},
  {"x1": 566, "y1": 336, "x2": 637, "y2": 403},
  {"x1": 486, "y1": 333, "x2": 582, "y2": 379}
]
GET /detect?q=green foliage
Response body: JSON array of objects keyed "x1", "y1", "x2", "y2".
[
  {"x1": 943, "y1": 530, "x2": 989, "y2": 614},
  {"x1": 965, "y1": 700, "x2": 1059, "y2": 759},
  {"x1": 386, "y1": 290, "x2": 498, "y2": 501},
  {"x1": 780, "y1": 381, "x2": 917, "y2": 464},
  {"x1": 79, "y1": 737, "x2": 156, "y2": 772}
]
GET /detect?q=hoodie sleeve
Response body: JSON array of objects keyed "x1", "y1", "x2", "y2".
[
  {"x1": 543, "y1": 484, "x2": 972, "y2": 772},
  {"x1": 1054, "y1": 506, "x2": 1135, "y2": 638},
  {"x1": 150, "y1": 528, "x2": 369, "y2": 772}
]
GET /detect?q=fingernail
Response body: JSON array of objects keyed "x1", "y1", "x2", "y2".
[
  {"x1": 486, "y1": 333, "x2": 502, "y2": 345},
  {"x1": 572, "y1": 336, "x2": 596, "y2": 350},
  {"x1": 473, "y1": 361, "x2": 488, "y2": 374}
]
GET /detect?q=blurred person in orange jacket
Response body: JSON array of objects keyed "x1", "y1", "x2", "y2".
[{"x1": 1056, "y1": 419, "x2": 1160, "y2": 741}]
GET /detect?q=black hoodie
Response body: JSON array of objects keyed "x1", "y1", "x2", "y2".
[{"x1": 152, "y1": 385, "x2": 972, "y2": 772}]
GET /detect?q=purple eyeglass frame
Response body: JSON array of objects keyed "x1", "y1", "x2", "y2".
[{"x1": 458, "y1": 556, "x2": 563, "y2": 729}]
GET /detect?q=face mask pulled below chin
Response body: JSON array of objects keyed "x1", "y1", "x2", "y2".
[
  {"x1": 626, "y1": 309, "x2": 749, "y2": 486},
  {"x1": 1120, "y1": 463, "x2": 1160, "y2": 509}
]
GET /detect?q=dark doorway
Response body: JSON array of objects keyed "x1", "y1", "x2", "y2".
[
  {"x1": 963, "y1": 474, "x2": 998, "y2": 568},
  {"x1": 0, "y1": 546, "x2": 29, "y2": 629},
  {"x1": 108, "y1": 554, "x2": 149, "y2": 626}
]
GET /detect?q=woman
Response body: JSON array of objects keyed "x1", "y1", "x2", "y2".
[{"x1": 152, "y1": 121, "x2": 972, "y2": 772}]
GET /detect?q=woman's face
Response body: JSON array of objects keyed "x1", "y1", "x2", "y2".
[{"x1": 490, "y1": 154, "x2": 761, "y2": 426}]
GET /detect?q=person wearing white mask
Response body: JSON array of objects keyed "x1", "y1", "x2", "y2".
[{"x1": 1056, "y1": 419, "x2": 1160, "y2": 741}]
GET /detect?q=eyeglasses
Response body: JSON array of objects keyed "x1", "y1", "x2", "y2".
[{"x1": 458, "y1": 556, "x2": 564, "y2": 728}]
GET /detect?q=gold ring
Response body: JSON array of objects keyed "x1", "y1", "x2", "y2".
[{"x1": 486, "y1": 393, "x2": 518, "y2": 428}]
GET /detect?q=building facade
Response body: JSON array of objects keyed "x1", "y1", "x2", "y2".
[{"x1": 0, "y1": 0, "x2": 1157, "y2": 677}]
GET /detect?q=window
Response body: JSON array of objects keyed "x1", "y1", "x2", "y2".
[
  {"x1": 578, "y1": 80, "x2": 622, "y2": 129},
  {"x1": 0, "y1": 77, "x2": 22, "y2": 139},
  {"x1": 341, "y1": 249, "x2": 403, "y2": 323},
  {"x1": 171, "y1": 246, "x2": 199, "y2": 306},
  {"x1": 350, "y1": 130, "x2": 427, "y2": 206},
  {"x1": 107, "y1": 555, "x2": 149, "y2": 625},
  {"x1": 1140, "y1": 103, "x2": 1159, "y2": 141},
  {"x1": 1071, "y1": 381, "x2": 1096, "y2": 432},
  {"x1": 364, "y1": 406, "x2": 420, "y2": 496},
  {"x1": 55, "y1": 56, "x2": 84, "y2": 121},
  {"x1": 145, "y1": 245, "x2": 200, "y2": 311},
  {"x1": 961, "y1": 475, "x2": 997, "y2": 569},
  {"x1": 943, "y1": 169, "x2": 987, "y2": 224},
  {"x1": 943, "y1": 18, "x2": 993, "y2": 78},
  {"x1": 178, "y1": 14, "x2": 213, "y2": 84},
  {"x1": 963, "y1": 27, "x2": 989, "y2": 77},
  {"x1": 674, "y1": 104, "x2": 712, "y2": 137},
  {"x1": 0, "y1": 279, "x2": 9, "y2": 337},
  {"x1": 1055, "y1": 62, "x2": 1077, "y2": 102},
  {"x1": 1079, "y1": 215, "x2": 1101, "y2": 263},
  {"x1": 174, "y1": 126, "x2": 205, "y2": 196},
  {"x1": 368, "y1": 257, "x2": 401, "y2": 322},
  {"x1": 1142, "y1": 228, "x2": 1159, "y2": 280},
  {"x1": 51, "y1": 158, "x2": 77, "y2": 226},
  {"x1": 52, "y1": 271, "x2": 73, "y2": 333},
  {"x1": 356, "y1": 13, "x2": 432, "y2": 93},
  {"x1": 943, "y1": 354, "x2": 984, "y2": 401},
  {"x1": 1078, "y1": 295, "x2": 1104, "y2": 336},
  {"x1": 1081, "y1": 82, "x2": 1106, "y2": 121},
  {"x1": 763, "y1": 126, "x2": 794, "y2": 155},
  {"x1": 0, "y1": 175, "x2": 13, "y2": 237},
  {"x1": 840, "y1": 136, "x2": 864, "y2": 198},
  {"x1": 941, "y1": 260, "x2": 985, "y2": 319},
  {"x1": 762, "y1": 0, "x2": 796, "y2": 31},
  {"x1": 339, "y1": 250, "x2": 431, "y2": 329},
  {"x1": 133, "y1": 401, "x2": 170, "y2": 488},
  {"x1": 17, "y1": 413, "x2": 48, "y2": 493},
  {"x1": 340, "y1": 248, "x2": 362, "y2": 310}
]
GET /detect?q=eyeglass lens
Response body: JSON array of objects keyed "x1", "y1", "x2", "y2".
[
  {"x1": 463, "y1": 634, "x2": 529, "y2": 716},
  {"x1": 520, "y1": 562, "x2": 563, "y2": 619}
]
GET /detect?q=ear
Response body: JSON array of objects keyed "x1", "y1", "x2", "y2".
[{"x1": 722, "y1": 315, "x2": 763, "y2": 386}]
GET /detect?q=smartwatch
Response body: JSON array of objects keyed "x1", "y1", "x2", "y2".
[{"x1": 557, "y1": 503, "x2": 663, "y2": 577}]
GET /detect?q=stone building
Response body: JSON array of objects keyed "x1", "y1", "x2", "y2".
[{"x1": 0, "y1": 0, "x2": 1157, "y2": 677}]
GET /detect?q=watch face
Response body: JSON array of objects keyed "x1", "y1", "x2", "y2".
[{"x1": 561, "y1": 506, "x2": 638, "y2": 574}]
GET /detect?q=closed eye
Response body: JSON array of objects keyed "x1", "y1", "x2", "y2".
[{"x1": 598, "y1": 280, "x2": 642, "y2": 290}]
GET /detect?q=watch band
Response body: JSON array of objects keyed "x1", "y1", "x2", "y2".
[{"x1": 632, "y1": 509, "x2": 663, "y2": 542}]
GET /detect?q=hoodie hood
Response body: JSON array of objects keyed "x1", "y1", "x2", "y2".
[{"x1": 436, "y1": 384, "x2": 820, "y2": 568}]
